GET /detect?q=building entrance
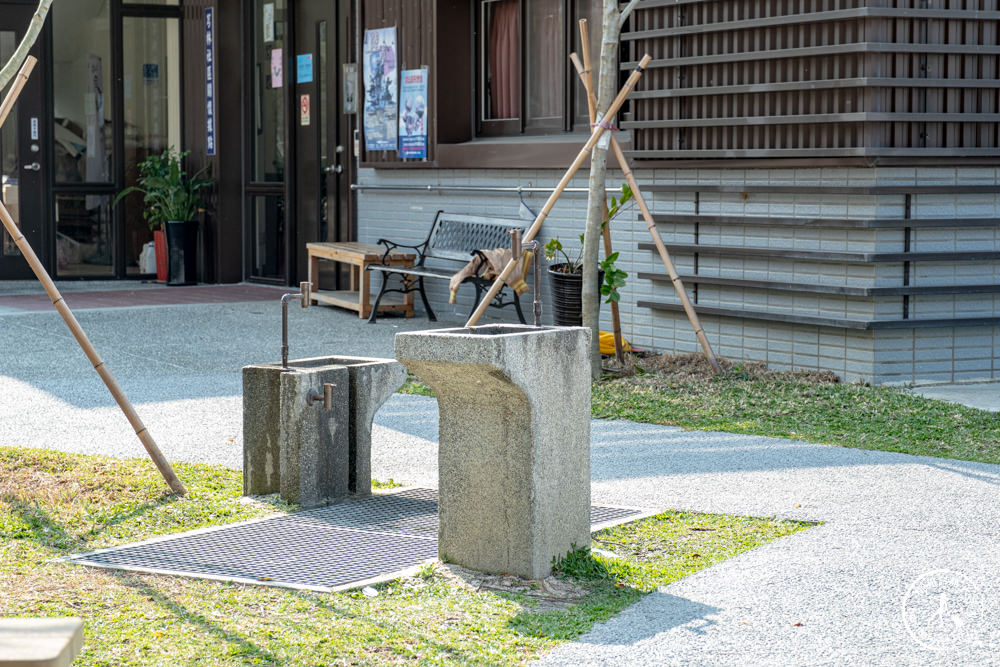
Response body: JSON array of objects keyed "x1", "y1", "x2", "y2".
[
  {"x1": 0, "y1": 3, "x2": 46, "y2": 280},
  {"x1": 246, "y1": 0, "x2": 354, "y2": 285}
]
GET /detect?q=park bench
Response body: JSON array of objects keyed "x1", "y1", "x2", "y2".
[{"x1": 365, "y1": 210, "x2": 528, "y2": 324}]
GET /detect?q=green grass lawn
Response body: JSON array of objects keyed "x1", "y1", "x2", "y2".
[
  {"x1": 0, "y1": 447, "x2": 809, "y2": 666},
  {"x1": 406, "y1": 354, "x2": 1000, "y2": 466},
  {"x1": 592, "y1": 353, "x2": 1000, "y2": 465}
]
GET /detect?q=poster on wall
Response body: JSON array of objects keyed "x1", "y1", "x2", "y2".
[
  {"x1": 362, "y1": 27, "x2": 398, "y2": 152},
  {"x1": 398, "y1": 68, "x2": 427, "y2": 159}
]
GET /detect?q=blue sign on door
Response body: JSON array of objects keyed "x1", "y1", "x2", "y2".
[{"x1": 297, "y1": 54, "x2": 313, "y2": 84}]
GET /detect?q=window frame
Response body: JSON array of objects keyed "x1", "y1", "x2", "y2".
[{"x1": 474, "y1": 0, "x2": 597, "y2": 138}]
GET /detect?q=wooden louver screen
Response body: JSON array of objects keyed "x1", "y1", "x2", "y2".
[{"x1": 621, "y1": 0, "x2": 1000, "y2": 159}]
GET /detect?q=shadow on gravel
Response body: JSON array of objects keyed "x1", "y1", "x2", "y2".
[
  {"x1": 923, "y1": 460, "x2": 1000, "y2": 487},
  {"x1": 577, "y1": 592, "x2": 721, "y2": 646},
  {"x1": 589, "y1": 422, "x2": 882, "y2": 480}
]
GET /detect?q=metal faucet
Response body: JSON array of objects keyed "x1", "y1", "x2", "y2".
[
  {"x1": 510, "y1": 229, "x2": 543, "y2": 327},
  {"x1": 281, "y1": 281, "x2": 312, "y2": 369}
]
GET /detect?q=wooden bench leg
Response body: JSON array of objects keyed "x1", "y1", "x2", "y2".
[
  {"x1": 359, "y1": 263, "x2": 371, "y2": 319},
  {"x1": 308, "y1": 252, "x2": 320, "y2": 305}
]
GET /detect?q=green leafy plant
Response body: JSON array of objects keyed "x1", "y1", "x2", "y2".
[
  {"x1": 112, "y1": 147, "x2": 212, "y2": 230},
  {"x1": 599, "y1": 252, "x2": 628, "y2": 304},
  {"x1": 544, "y1": 183, "x2": 632, "y2": 303}
]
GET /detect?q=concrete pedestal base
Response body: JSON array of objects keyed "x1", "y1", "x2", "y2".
[
  {"x1": 243, "y1": 356, "x2": 406, "y2": 507},
  {"x1": 395, "y1": 325, "x2": 591, "y2": 579}
]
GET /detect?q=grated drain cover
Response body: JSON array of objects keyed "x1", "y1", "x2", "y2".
[{"x1": 67, "y1": 488, "x2": 648, "y2": 592}]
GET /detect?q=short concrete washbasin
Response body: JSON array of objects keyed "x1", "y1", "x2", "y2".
[{"x1": 243, "y1": 355, "x2": 406, "y2": 507}]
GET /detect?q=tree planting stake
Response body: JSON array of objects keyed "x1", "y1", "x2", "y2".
[{"x1": 0, "y1": 56, "x2": 186, "y2": 495}]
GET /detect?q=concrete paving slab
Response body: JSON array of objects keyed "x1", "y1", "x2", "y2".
[{"x1": 908, "y1": 382, "x2": 1000, "y2": 413}]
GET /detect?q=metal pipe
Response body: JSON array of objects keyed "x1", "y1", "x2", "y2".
[
  {"x1": 350, "y1": 184, "x2": 623, "y2": 194},
  {"x1": 281, "y1": 282, "x2": 312, "y2": 369},
  {"x1": 524, "y1": 240, "x2": 542, "y2": 327}
]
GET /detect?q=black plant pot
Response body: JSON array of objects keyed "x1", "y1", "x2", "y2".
[
  {"x1": 547, "y1": 264, "x2": 604, "y2": 327},
  {"x1": 165, "y1": 219, "x2": 198, "y2": 286}
]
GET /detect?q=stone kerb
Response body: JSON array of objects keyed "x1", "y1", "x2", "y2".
[
  {"x1": 0, "y1": 617, "x2": 84, "y2": 667},
  {"x1": 242, "y1": 356, "x2": 406, "y2": 507},
  {"x1": 395, "y1": 324, "x2": 591, "y2": 580}
]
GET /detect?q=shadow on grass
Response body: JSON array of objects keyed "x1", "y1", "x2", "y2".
[
  {"x1": 5, "y1": 500, "x2": 76, "y2": 550},
  {"x1": 506, "y1": 551, "x2": 645, "y2": 640},
  {"x1": 124, "y1": 579, "x2": 282, "y2": 664},
  {"x1": 287, "y1": 589, "x2": 475, "y2": 664},
  {"x1": 506, "y1": 549, "x2": 722, "y2": 643},
  {"x1": 80, "y1": 493, "x2": 181, "y2": 538}
]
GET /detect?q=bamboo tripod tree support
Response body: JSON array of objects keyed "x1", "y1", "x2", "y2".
[
  {"x1": 577, "y1": 20, "x2": 625, "y2": 363},
  {"x1": 0, "y1": 57, "x2": 187, "y2": 495},
  {"x1": 573, "y1": 24, "x2": 625, "y2": 363},
  {"x1": 572, "y1": 23, "x2": 721, "y2": 374},
  {"x1": 466, "y1": 54, "x2": 653, "y2": 328}
]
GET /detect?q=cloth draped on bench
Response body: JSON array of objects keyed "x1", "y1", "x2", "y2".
[{"x1": 447, "y1": 248, "x2": 535, "y2": 304}]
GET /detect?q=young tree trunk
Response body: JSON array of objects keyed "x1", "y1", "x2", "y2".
[
  {"x1": 581, "y1": 1, "x2": 636, "y2": 378},
  {"x1": 0, "y1": 0, "x2": 54, "y2": 92}
]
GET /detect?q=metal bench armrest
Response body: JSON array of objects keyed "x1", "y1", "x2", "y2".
[{"x1": 375, "y1": 238, "x2": 428, "y2": 265}]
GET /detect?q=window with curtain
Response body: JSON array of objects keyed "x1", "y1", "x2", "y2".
[{"x1": 478, "y1": 0, "x2": 602, "y2": 136}]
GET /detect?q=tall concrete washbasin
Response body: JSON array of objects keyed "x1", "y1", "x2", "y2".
[
  {"x1": 395, "y1": 324, "x2": 591, "y2": 580},
  {"x1": 243, "y1": 356, "x2": 406, "y2": 507}
]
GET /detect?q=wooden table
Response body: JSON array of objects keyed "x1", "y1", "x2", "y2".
[{"x1": 306, "y1": 242, "x2": 416, "y2": 318}]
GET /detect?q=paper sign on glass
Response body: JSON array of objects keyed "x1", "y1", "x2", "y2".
[
  {"x1": 263, "y1": 3, "x2": 275, "y2": 42},
  {"x1": 271, "y1": 48, "x2": 283, "y2": 88}
]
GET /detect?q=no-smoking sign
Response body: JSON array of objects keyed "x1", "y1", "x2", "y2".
[{"x1": 300, "y1": 94, "x2": 310, "y2": 126}]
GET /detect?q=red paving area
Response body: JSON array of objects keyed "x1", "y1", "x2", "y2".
[{"x1": 0, "y1": 284, "x2": 290, "y2": 312}]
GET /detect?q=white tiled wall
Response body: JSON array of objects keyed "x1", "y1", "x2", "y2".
[{"x1": 356, "y1": 166, "x2": 1000, "y2": 384}]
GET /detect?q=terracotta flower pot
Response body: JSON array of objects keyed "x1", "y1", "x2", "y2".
[{"x1": 153, "y1": 229, "x2": 167, "y2": 283}]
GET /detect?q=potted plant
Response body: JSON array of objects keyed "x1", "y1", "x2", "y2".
[
  {"x1": 544, "y1": 184, "x2": 631, "y2": 326},
  {"x1": 113, "y1": 148, "x2": 212, "y2": 285}
]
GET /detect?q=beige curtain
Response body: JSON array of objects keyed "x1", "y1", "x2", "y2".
[{"x1": 488, "y1": 0, "x2": 519, "y2": 119}]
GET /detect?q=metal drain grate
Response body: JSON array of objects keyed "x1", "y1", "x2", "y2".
[
  {"x1": 67, "y1": 488, "x2": 648, "y2": 592},
  {"x1": 590, "y1": 504, "x2": 653, "y2": 527}
]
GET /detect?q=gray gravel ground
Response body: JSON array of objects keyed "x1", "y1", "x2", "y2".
[{"x1": 1, "y1": 294, "x2": 998, "y2": 665}]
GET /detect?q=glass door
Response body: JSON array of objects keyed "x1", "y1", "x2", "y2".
[
  {"x1": 247, "y1": 0, "x2": 352, "y2": 285},
  {"x1": 293, "y1": 0, "x2": 348, "y2": 284},
  {"x1": 0, "y1": 4, "x2": 47, "y2": 279},
  {"x1": 247, "y1": 0, "x2": 289, "y2": 283}
]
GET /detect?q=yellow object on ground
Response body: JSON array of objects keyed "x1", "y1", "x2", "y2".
[{"x1": 599, "y1": 331, "x2": 631, "y2": 354}]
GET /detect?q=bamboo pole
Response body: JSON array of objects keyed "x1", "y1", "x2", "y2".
[
  {"x1": 577, "y1": 21, "x2": 624, "y2": 364},
  {"x1": 569, "y1": 51, "x2": 721, "y2": 373},
  {"x1": 465, "y1": 54, "x2": 652, "y2": 327},
  {"x1": 0, "y1": 58, "x2": 187, "y2": 495},
  {"x1": 0, "y1": 56, "x2": 34, "y2": 129}
]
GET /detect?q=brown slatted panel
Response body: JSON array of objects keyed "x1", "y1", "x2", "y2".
[{"x1": 624, "y1": 0, "x2": 1000, "y2": 158}]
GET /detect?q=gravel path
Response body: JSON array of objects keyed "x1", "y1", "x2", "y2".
[{"x1": 1, "y1": 299, "x2": 997, "y2": 664}]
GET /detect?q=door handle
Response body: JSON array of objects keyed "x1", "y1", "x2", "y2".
[
  {"x1": 324, "y1": 164, "x2": 343, "y2": 174},
  {"x1": 23, "y1": 162, "x2": 40, "y2": 172}
]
